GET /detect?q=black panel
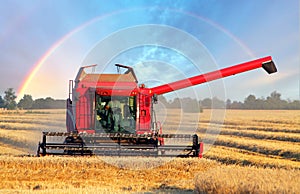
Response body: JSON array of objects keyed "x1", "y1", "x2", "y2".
[{"x1": 262, "y1": 61, "x2": 277, "y2": 74}]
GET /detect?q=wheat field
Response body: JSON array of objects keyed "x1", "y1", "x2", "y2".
[{"x1": 0, "y1": 109, "x2": 299, "y2": 193}]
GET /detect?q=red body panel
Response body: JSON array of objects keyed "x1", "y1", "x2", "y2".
[
  {"x1": 75, "y1": 87, "x2": 93, "y2": 132},
  {"x1": 136, "y1": 88, "x2": 152, "y2": 133}
]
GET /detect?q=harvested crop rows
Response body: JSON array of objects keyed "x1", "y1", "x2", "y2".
[
  {"x1": 160, "y1": 109, "x2": 300, "y2": 168},
  {"x1": 0, "y1": 109, "x2": 299, "y2": 193},
  {"x1": 0, "y1": 110, "x2": 66, "y2": 157},
  {"x1": 205, "y1": 110, "x2": 300, "y2": 168}
]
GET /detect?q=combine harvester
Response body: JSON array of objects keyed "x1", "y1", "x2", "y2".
[{"x1": 37, "y1": 56, "x2": 277, "y2": 157}]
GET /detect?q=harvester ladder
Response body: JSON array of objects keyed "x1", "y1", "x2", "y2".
[{"x1": 69, "y1": 80, "x2": 73, "y2": 100}]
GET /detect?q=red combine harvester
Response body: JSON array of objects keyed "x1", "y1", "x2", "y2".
[{"x1": 37, "y1": 56, "x2": 277, "y2": 157}]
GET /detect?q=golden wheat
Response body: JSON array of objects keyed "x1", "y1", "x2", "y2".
[
  {"x1": 0, "y1": 156, "x2": 218, "y2": 192},
  {"x1": 214, "y1": 135, "x2": 300, "y2": 160},
  {"x1": 205, "y1": 145, "x2": 300, "y2": 169},
  {"x1": 216, "y1": 127, "x2": 300, "y2": 142},
  {"x1": 195, "y1": 164, "x2": 300, "y2": 194},
  {"x1": 0, "y1": 109, "x2": 300, "y2": 193}
]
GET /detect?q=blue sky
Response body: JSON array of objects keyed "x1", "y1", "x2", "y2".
[{"x1": 0, "y1": 0, "x2": 299, "y2": 101}]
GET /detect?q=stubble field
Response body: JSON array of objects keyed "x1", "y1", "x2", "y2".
[{"x1": 0, "y1": 109, "x2": 299, "y2": 193}]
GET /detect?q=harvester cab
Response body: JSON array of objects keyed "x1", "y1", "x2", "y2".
[
  {"x1": 37, "y1": 56, "x2": 277, "y2": 157},
  {"x1": 67, "y1": 64, "x2": 162, "y2": 135}
]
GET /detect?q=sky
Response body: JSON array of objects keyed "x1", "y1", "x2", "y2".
[{"x1": 0, "y1": 0, "x2": 299, "y2": 102}]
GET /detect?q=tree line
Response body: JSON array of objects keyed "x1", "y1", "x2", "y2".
[
  {"x1": 0, "y1": 88, "x2": 299, "y2": 110},
  {"x1": 0, "y1": 88, "x2": 65, "y2": 110},
  {"x1": 160, "y1": 91, "x2": 300, "y2": 112}
]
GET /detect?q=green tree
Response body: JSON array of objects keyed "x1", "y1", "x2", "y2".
[
  {"x1": 244, "y1": 94, "x2": 257, "y2": 109},
  {"x1": 212, "y1": 97, "x2": 225, "y2": 109},
  {"x1": 266, "y1": 91, "x2": 286, "y2": 109},
  {"x1": 158, "y1": 95, "x2": 170, "y2": 108},
  {"x1": 226, "y1": 99, "x2": 232, "y2": 109},
  {"x1": 4, "y1": 88, "x2": 17, "y2": 110},
  {"x1": 201, "y1": 98, "x2": 212, "y2": 109},
  {"x1": 270, "y1": 91, "x2": 281, "y2": 100},
  {"x1": 32, "y1": 97, "x2": 65, "y2": 109},
  {"x1": 18, "y1": 94, "x2": 34, "y2": 109},
  {"x1": 230, "y1": 101, "x2": 243, "y2": 109},
  {"x1": 181, "y1": 97, "x2": 202, "y2": 113},
  {"x1": 0, "y1": 96, "x2": 5, "y2": 108},
  {"x1": 288, "y1": 100, "x2": 300, "y2": 109},
  {"x1": 32, "y1": 98, "x2": 46, "y2": 109},
  {"x1": 168, "y1": 98, "x2": 181, "y2": 108}
]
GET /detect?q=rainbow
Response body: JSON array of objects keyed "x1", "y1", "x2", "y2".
[
  {"x1": 17, "y1": 10, "x2": 122, "y2": 100},
  {"x1": 17, "y1": 8, "x2": 255, "y2": 99},
  {"x1": 187, "y1": 11, "x2": 256, "y2": 58},
  {"x1": 17, "y1": 36, "x2": 69, "y2": 99}
]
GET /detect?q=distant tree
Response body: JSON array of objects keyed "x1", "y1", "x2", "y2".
[
  {"x1": 18, "y1": 94, "x2": 34, "y2": 109},
  {"x1": 226, "y1": 99, "x2": 232, "y2": 109},
  {"x1": 181, "y1": 97, "x2": 202, "y2": 113},
  {"x1": 270, "y1": 91, "x2": 281, "y2": 100},
  {"x1": 4, "y1": 88, "x2": 17, "y2": 110},
  {"x1": 32, "y1": 98, "x2": 45, "y2": 109},
  {"x1": 168, "y1": 98, "x2": 181, "y2": 108},
  {"x1": 244, "y1": 94, "x2": 257, "y2": 109},
  {"x1": 200, "y1": 97, "x2": 225, "y2": 109},
  {"x1": 266, "y1": 91, "x2": 287, "y2": 109},
  {"x1": 44, "y1": 97, "x2": 56, "y2": 108},
  {"x1": 53, "y1": 99, "x2": 66, "y2": 109},
  {"x1": 0, "y1": 95, "x2": 5, "y2": 108},
  {"x1": 201, "y1": 98, "x2": 212, "y2": 108},
  {"x1": 230, "y1": 101, "x2": 243, "y2": 109},
  {"x1": 158, "y1": 95, "x2": 170, "y2": 108},
  {"x1": 288, "y1": 100, "x2": 300, "y2": 109},
  {"x1": 32, "y1": 97, "x2": 65, "y2": 109},
  {"x1": 255, "y1": 98, "x2": 266, "y2": 109},
  {"x1": 212, "y1": 97, "x2": 225, "y2": 109}
]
